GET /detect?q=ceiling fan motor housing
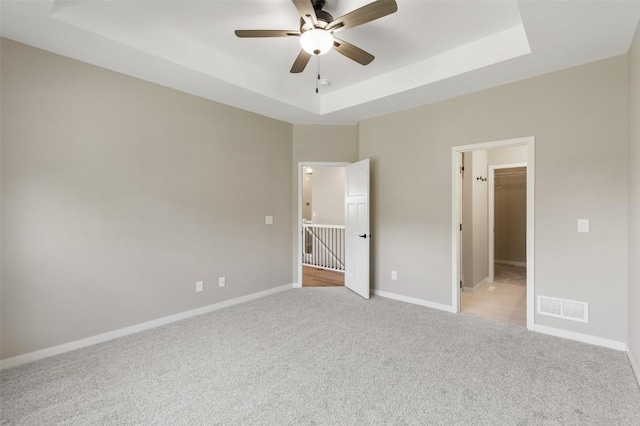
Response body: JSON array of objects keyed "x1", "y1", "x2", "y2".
[{"x1": 300, "y1": 9, "x2": 334, "y2": 32}]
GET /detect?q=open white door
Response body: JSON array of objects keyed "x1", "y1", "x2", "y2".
[{"x1": 345, "y1": 159, "x2": 370, "y2": 299}]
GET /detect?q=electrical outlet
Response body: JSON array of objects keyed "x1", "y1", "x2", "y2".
[
  {"x1": 265, "y1": 216, "x2": 273, "y2": 225},
  {"x1": 391, "y1": 271, "x2": 397, "y2": 280},
  {"x1": 196, "y1": 281, "x2": 204, "y2": 293},
  {"x1": 219, "y1": 276, "x2": 225, "y2": 287},
  {"x1": 578, "y1": 219, "x2": 589, "y2": 233}
]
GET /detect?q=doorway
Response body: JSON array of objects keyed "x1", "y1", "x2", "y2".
[
  {"x1": 298, "y1": 163, "x2": 348, "y2": 288},
  {"x1": 489, "y1": 164, "x2": 527, "y2": 281},
  {"x1": 462, "y1": 162, "x2": 527, "y2": 326},
  {"x1": 296, "y1": 160, "x2": 371, "y2": 299},
  {"x1": 452, "y1": 137, "x2": 535, "y2": 330}
]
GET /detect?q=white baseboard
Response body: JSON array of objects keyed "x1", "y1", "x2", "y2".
[
  {"x1": 495, "y1": 259, "x2": 527, "y2": 267},
  {"x1": 0, "y1": 284, "x2": 293, "y2": 370},
  {"x1": 292, "y1": 282, "x2": 302, "y2": 289},
  {"x1": 374, "y1": 290, "x2": 456, "y2": 313},
  {"x1": 628, "y1": 347, "x2": 640, "y2": 387},
  {"x1": 533, "y1": 324, "x2": 626, "y2": 351},
  {"x1": 462, "y1": 277, "x2": 488, "y2": 294}
]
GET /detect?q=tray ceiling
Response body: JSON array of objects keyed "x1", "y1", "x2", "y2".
[{"x1": 2, "y1": 1, "x2": 639, "y2": 124}]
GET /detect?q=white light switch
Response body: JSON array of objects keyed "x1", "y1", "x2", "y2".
[
  {"x1": 196, "y1": 281, "x2": 204, "y2": 293},
  {"x1": 265, "y1": 216, "x2": 273, "y2": 225},
  {"x1": 391, "y1": 271, "x2": 398, "y2": 280},
  {"x1": 578, "y1": 219, "x2": 589, "y2": 233}
]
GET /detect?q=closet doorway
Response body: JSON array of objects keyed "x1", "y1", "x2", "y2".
[
  {"x1": 461, "y1": 162, "x2": 527, "y2": 326},
  {"x1": 452, "y1": 137, "x2": 535, "y2": 330}
]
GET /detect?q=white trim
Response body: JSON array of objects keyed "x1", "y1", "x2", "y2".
[
  {"x1": 533, "y1": 324, "x2": 626, "y2": 351},
  {"x1": 488, "y1": 162, "x2": 527, "y2": 282},
  {"x1": 526, "y1": 140, "x2": 535, "y2": 330},
  {"x1": 453, "y1": 136, "x2": 534, "y2": 153},
  {"x1": 0, "y1": 284, "x2": 293, "y2": 370},
  {"x1": 374, "y1": 290, "x2": 456, "y2": 313},
  {"x1": 462, "y1": 277, "x2": 488, "y2": 294},
  {"x1": 452, "y1": 136, "x2": 535, "y2": 330},
  {"x1": 452, "y1": 151, "x2": 463, "y2": 313},
  {"x1": 628, "y1": 347, "x2": 640, "y2": 387},
  {"x1": 495, "y1": 259, "x2": 527, "y2": 268},
  {"x1": 297, "y1": 162, "x2": 350, "y2": 287}
]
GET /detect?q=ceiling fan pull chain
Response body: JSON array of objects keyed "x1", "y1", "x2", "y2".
[{"x1": 315, "y1": 55, "x2": 320, "y2": 94}]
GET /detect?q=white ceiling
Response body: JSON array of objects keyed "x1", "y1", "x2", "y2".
[{"x1": 2, "y1": 1, "x2": 639, "y2": 125}]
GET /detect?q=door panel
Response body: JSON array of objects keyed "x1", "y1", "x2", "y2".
[{"x1": 345, "y1": 159, "x2": 370, "y2": 299}]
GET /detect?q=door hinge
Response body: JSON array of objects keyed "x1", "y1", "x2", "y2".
[
  {"x1": 460, "y1": 280, "x2": 463, "y2": 289},
  {"x1": 460, "y1": 223, "x2": 462, "y2": 231}
]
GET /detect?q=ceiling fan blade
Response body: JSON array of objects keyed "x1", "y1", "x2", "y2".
[
  {"x1": 333, "y1": 39, "x2": 374, "y2": 66},
  {"x1": 326, "y1": 0, "x2": 397, "y2": 32},
  {"x1": 235, "y1": 30, "x2": 300, "y2": 38},
  {"x1": 292, "y1": 0, "x2": 318, "y2": 27},
  {"x1": 290, "y1": 49, "x2": 312, "y2": 73}
]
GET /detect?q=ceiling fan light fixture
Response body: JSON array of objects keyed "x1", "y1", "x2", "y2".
[{"x1": 300, "y1": 29, "x2": 334, "y2": 55}]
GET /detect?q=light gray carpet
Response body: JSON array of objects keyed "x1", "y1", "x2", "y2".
[
  {"x1": 2, "y1": 288, "x2": 639, "y2": 425},
  {"x1": 495, "y1": 263, "x2": 527, "y2": 286}
]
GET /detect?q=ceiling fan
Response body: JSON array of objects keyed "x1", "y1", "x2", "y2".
[{"x1": 234, "y1": 0, "x2": 398, "y2": 73}]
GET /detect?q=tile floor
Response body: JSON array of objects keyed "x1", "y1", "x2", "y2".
[{"x1": 461, "y1": 264, "x2": 526, "y2": 326}]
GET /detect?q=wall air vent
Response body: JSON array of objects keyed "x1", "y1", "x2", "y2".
[{"x1": 537, "y1": 296, "x2": 588, "y2": 323}]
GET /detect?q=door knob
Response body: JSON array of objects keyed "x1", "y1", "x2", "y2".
[{"x1": 359, "y1": 234, "x2": 369, "y2": 239}]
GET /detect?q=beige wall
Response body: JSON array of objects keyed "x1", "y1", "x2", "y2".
[
  {"x1": 359, "y1": 55, "x2": 629, "y2": 342},
  {"x1": 291, "y1": 125, "x2": 358, "y2": 282},
  {"x1": 311, "y1": 166, "x2": 345, "y2": 225},
  {"x1": 488, "y1": 145, "x2": 528, "y2": 166},
  {"x1": 494, "y1": 167, "x2": 527, "y2": 263},
  {"x1": 0, "y1": 39, "x2": 293, "y2": 360},
  {"x1": 1, "y1": 34, "x2": 636, "y2": 362},
  {"x1": 628, "y1": 23, "x2": 640, "y2": 375}
]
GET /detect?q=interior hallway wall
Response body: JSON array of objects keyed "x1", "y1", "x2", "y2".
[
  {"x1": 461, "y1": 150, "x2": 489, "y2": 291},
  {"x1": 471, "y1": 150, "x2": 488, "y2": 287},
  {"x1": 627, "y1": 21, "x2": 640, "y2": 377},
  {"x1": 1, "y1": 39, "x2": 293, "y2": 360},
  {"x1": 302, "y1": 170, "x2": 312, "y2": 221},
  {"x1": 359, "y1": 55, "x2": 629, "y2": 342},
  {"x1": 310, "y1": 167, "x2": 345, "y2": 225}
]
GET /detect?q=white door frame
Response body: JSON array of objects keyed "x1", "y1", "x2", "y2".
[
  {"x1": 451, "y1": 136, "x2": 535, "y2": 330},
  {"x1": 488, "y1": 162, "x2": 527, "y2": 282},
  {"x1": 295, "y1": 161, "x2": 350, "y2": 288}
]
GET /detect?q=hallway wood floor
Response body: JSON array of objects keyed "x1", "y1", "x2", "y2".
[{"x1": 302, "y1": 266, "x2": 344, "y2": 287}]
